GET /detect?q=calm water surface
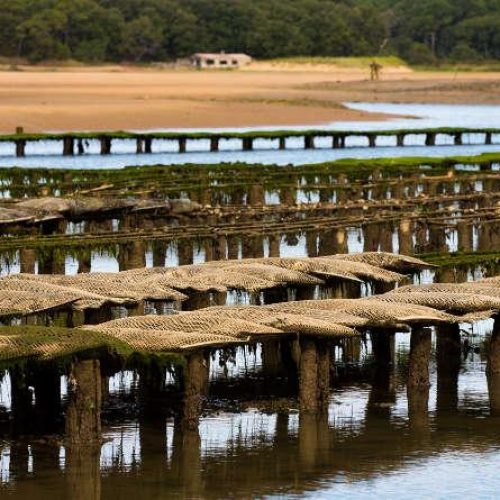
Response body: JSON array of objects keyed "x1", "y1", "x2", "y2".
[{"x1": 0, "y1": 103, "x2": 499, "y2": 169}]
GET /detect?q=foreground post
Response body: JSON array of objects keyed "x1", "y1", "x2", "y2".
[
  {"x1": 436, "y1": 324, "x2": 461, "y2": 414},
  {"x1": 488, "y1": 318, "x2": 500, "y2": 416},
  {"x1": 407, "y1": 327, "x2": 432, "y2": 429},
  {"x1": 65, "y1": 359, "x2": 102, "y2": 500},
  {"x1": 183, "y1": 351, "x2": 209, "y2": 430},
  {"x1": 299, "y1": 337, "x2": 330, "y2": 413}
]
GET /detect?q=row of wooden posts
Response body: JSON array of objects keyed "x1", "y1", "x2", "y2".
[{"x1": 10, "y1": 130, "x2": 496, "y2": 157}]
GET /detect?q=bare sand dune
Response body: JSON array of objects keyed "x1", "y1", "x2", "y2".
[{"x1": 0, "y1": 63, "x2": 498, "y2": 132}]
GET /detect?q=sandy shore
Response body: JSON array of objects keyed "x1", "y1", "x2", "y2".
[{"x1": 0, "y1": 63, "x2": 498, "y2": 132}]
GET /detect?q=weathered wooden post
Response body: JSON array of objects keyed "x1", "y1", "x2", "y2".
[
  {"x1": 65, "y1": 359, "x2": 101, "y2": 445},
  {"x1": 332, "y1": 135, "x2": 340, "y2": 148},
  {"x1": 77, "y1": 138, "x2": 84, "y2": 155},
  {"x1": 144, "y1": 137, "x2": 153, "y2": 153},
  {"x1": 425, "y1": 132, "x2": 436, "y2": 146},
  {"x1": 397, "y1": 133, "x2": 405, "y2": 147},
  {"x1": 304, "y1": 135, "x2": 315, "y2": 149},
  {"x1": 210, "y1": 136, "x2": 219, "y2": 152},
  {"x1": 436, "y1": 324, "x2": 461, "y2": 414},
  {"x1": 368, "y1": 134, "x2": 376, "y2": 148},
  {"x1": 182, "y1": 350, "x2": 209, "y2": 430},
  {"x1": 136, "y1": 137, "x2": 144, "y2": 153},
  {"x1": 32, "y1": 363, "x2": 62, "y2": 433},
  {"x1": 299, "y1": 337, "x2": 319, "y2": 413},
  {"x1": 178, "y1": 137, "x2": 187, "y2": 153},
  {"x1": 454, "y1": 132, "x2": 463, "y2": 145},
  {"x1": 99, "y1": 136, "x2": 111, "y2": 155},
  {"x1": 279, "y1": 136, "x2": 286, "y2": 150},
  {"x1": 487, "y1": 318, "x2": 500, "y2": 416},
  {"x1": 242, "y1": 137, "x2": 253, "y2": 151},
  {"x1": 485, "y1": 132, "x2": 492, "y2": 145},
  {"x1": 63, "y1": 137, "x2": 74, "y2": 156},
  {"x1": 15, "y1": 139, "x2": 26, "y2": 157},
  {"x1": 65, "y1": 360, "x2": 102, "y2": 500},
  {"x1": 407, "y1": 327, "x2": 432, "y2": 429}
]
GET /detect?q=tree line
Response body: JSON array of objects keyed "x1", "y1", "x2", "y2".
[{"x1": 1, "y1": 0, "x2": 499, "y2": 64}]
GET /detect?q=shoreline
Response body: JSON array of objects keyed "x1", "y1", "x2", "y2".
[{"x1": 0, "y1": 66, "x2": 498, "y2": 133}]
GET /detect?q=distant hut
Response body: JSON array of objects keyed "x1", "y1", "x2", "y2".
[{"x1": 191, "y1": 52, "x2": 252, "y2": 69}]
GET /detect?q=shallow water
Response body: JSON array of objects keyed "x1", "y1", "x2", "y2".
[
  {"x1": 0, "y1": 325, "x2": 498, "y2": 499},
  {"x1": 0, "y1": 103, "x2": 499, "y2": 169}
]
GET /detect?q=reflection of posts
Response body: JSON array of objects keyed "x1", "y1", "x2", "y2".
[
  {"x1": 65, "y1": 359, "x2": 102, "y2": 500},
  {"x1": 436, "y1": 324, "x2": 461, "y2": 414},
  {"x1": 368, "y1": 330, "x2": 395, "y2": 419},
  {"x1": 407, "y1": 327, "x2": 431, "y2": 429},
  {"x1": 171, "y1": 424, "x2": 203, "y2": 495},
  {"x1": 487, "y1": 318, "x2": 500, "y2": 416}
]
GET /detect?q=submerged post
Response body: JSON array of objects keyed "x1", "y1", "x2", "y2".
[
  {"x1": 304, "y1": 135, "x2": 315, "y2": 149},
  {"x1": 425, "y1": 132, "x2": 436, "y2": 146},
  {"x1": 183, "y1": 350, "x2": 209, "y2": 430},
  {"x1": 99, "y1": 137, "x2": 111, "y2": 155},
  {"x1": 15, "y1": 139, "x2": 26, "y2": 157},
  {"x1": 242, "y1": 137, "x2": 253, "y2": 151},
  {"x1": 210, "y1": 136, "x2": 219, "y2": 152},
  {"x1": 63, "y1": 137, "x2": 74, "y2": 156},
  {"x1": 65, "y1": 359, "x2": 102, "y2": 445},
  {"x1": 487, "y1": 318, "x2": 500, "y2": 416},
  {"x1": 299, "y1": 337, "x2": 330, "y2": 413},
  {"x1": 407, "y1": 327, "x2": 432, "y2": 428}
]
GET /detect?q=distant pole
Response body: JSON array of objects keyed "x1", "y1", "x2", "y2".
[{"x1": 16, "y1": 126, "x2": 24, "y2": 134}]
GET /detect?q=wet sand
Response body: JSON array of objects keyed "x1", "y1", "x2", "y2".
[{"x1": 0, "y1": 63, "x2": 499, "y2": 132}]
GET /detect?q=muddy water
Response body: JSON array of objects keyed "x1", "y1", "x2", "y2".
[{"x1": 0, "y1": 323, "x2": 498, "y2": 499}]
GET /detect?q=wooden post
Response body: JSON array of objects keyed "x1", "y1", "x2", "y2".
[
  {"x1": 368, "y1": 134, "x2": 376, "y2": 147},
  {"x1": 178, "y1": 137, "x2": 187, "y2": 153},
  {"x1": 15, "y1": 126, "x2": 24, "y2": 134},
  {"x1": 144, "y1": 138, "x2": 152, "y2": 153},
  {"x1": 77, "y1": 139, "x2": 84, "y2": 155},
  {"x1": 332, "y1": 135, "x2": 340, "y2": 148},
  {"x1": 485, "y1": 132, "x2": 492, "y2": 145},
  {"x1": 63, "y1": 137, "x2": 74, "y2": 156},
  {"x1": 317, "y1": 339, "x2": 330, "y2": 408},
  {"x1": 436, "y1": 324, "x2": 461, "y2": 414},
  {"x1": 397, "y1": 133, "x2": 405, "y2": 147},
  {"x1": 279, "y1": 136, "x2": 286, "y2": 150},
  {"x1": 339, "y1": 135, "x2": 346, "y2": 148},
  {"x1": 242, "y1": 137, "x2": 253, "y2": 151},
  {"x1": 407, "y1": 327, "x2": 431, "y2": 428},
  {"x1": 304, "y1": 135, "x2": 314, "y2": 149},
  {"x1": 99, "y1": 137, "x2": 111, "y2": 155},
  {"x1": 487, "y1": 318, "x2": 500, "y2": 416},
  {"x1": 425, "y1": 132, "x2": 436, "y2": 146},
  {"x1": 65, "y1": 359, "x2": 102, "y2": 445},
  {"x1": 182, "y1": 351, "x2": 208, "y2": 430},
  {"x1": 210, "y1": 136, "x2": 219, "y2": 152},
  {"x1": 299, "y1": 337, "x2": 319, "y2": 412},
  {"x1": 15, "y1": 139, "x2": 26, "y2": 157},
  {"x1": 136, "y1": 137, "x2": 144, "y2": 154},
  {"x1": 454, "y1": 132, "x2": 463, "y2": 145}
]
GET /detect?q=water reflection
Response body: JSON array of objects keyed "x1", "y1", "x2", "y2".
[{"x1": 0, "y1": 320, "x2": 498, "y2": 498}]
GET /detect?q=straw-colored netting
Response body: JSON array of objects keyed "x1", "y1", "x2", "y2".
[
  {"x1": 0, "y1": 326, "x2": 110, "y2": 361},
  {"x1": 384, "y1": 283, "x2": 500, "y2": 313},
  {"x1": 330, "y1": 252, "x2": 434, "y2": 272},
  {"x1": 376, "y1": 292, "x2": 500, "y2": 314},
  {"x1": 0, "y1": 290, "x2": 77, "y2": 318},
  {"x1": 0, "y1": 252, "x2": 432, "y2": 316}
]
